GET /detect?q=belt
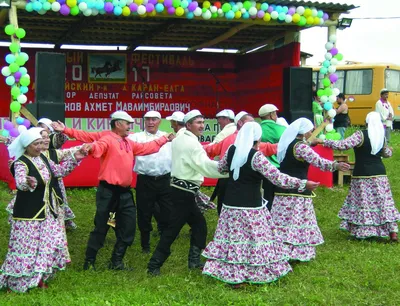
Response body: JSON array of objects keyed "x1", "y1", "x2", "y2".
[
  {"x1": 138, "y1": 173, "x2": 171, "y2": 181},
  {"x1": 170, "y1": 177, "x2": 200, "y2": 194}
]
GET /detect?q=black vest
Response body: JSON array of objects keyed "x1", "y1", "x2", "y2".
[
  {"x1": 334, "y1": 111, "x2": 349, "y2": 128},
  {"x1": 224, "y1": 146, "x2": 264, "y2": 208},
  {"x1": 275, "y1": 140, "x2": 312, "y2": 196},
  {"x1": 11, "y1": 154, "x2": 56, "y2": 220},
  {"x1": 47, "y1": 149, "x2": 64, "y2": 206},
  {"x1": 352, "y1": 130, "x2": 386, "y2": 177}
]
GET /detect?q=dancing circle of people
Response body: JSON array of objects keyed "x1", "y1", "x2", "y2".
[{"x1": 0, "y1": 101, "x2": 399, "y2": 292}]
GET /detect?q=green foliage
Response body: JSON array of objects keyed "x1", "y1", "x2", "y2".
[{"x1": 0, "y1": 129, "x2": 400, "y2": 305}]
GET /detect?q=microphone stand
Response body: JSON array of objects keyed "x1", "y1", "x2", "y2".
[{"x1": 208, "y1": 68, "x2": 228, "y2": 111}]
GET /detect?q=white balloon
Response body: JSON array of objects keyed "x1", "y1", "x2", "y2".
[
  {"x1": 285, "y1": 15, "x2": 292, "y2": 23},
  {"x1": 296, "y1": 6, "x2": 305, "y2": 15},
  {"x1": 92, "y1": 8, "x2": 99, "y2": 16},
  {"x1": 241, "y1": 8, "x2": 246, "y2": 14},
  {"x1": 78, "y1": 2, "x2": 87, "y2": 11},
  {"x1": 210, "y1": 6, "x2": 217, "y2": 13},
  {"x1": 330, "y1": 58, "x2": 338, "y2": 66},
  {"x1": 51, "y1": 2, "x2": 61, "y2": 12},
  {"x1": 17, "y1": 94, "x2": 27, "y2": 104},
  {"x1": 329, "y1": 94, "x2": 337, "y2": 103},
  {"x1": 328, "y1": 66, "x2": 336, "y2": 73},
  {"x1": 248, "y1": 7, "x2": 257, "y2": 16},
  {"x1": 1, "y1": 66, "x2": 11, "y2": 77},
  {"x1": 324, "y1": 53, "x2": 332, "y2": 60},
  {"x1": 236, "y1": 2, "x2": 243, "y2": 10},
  {"x1": 311, "y1": 9, "x2": 317, "y2": 17},
  {"x1": 327, "y1": 109, "x2": 336, "y2": 118},
  {"x1": 217, "y1": 8, "x2": 222, "y2": 14},
  {"x1": 325, "y1": 42, "x2": 333, "y2": 51},
  {"x1": 143, "y1": 0, "x2": 148, "y2": 4},
  {"x1": 318, "y1": 134, "x2": 326, "y2": 140},
  {"x1": 126, "y1": 0, "x2": 133, "y2": 4},
  {"x1": 320, "y1": 95, "x2": 328, "y2": 103},
  {"x1": 333, "y1": 88, "x2": 340, "y2": 96},
  {"x1": 25, "y1": 74, "x2": 30, "y2": 79},
  {"x1": 193, "y1": 7, "x2": 202, "y2": 16},
  {"x1": 271, "y1": 11, "x2": 278, "y2": 19},
  {"x1": 38, "y1": 9, "x2": 46, "y2": 15},
  {"x1": 137, "y1": 5, "x2": 146, "y2": 15},
  {"x1": 329, "y1": 34, "x2": 337, "y2": 43},
  {"x1": 325, "y1": 123, "x2": 334, "y2": 132},
  {"x1": 319, "y1": 18, "x2": 324, "y2": 25},
  {"x1": 18, "y1": 125, "x2": 27, "y2": 133},
  {"x1": 83, "y1": 8, "x2": 92, "y2": 16},
  {"x1": 202, "y1": 10, "x2": 211, "y2": 20}
]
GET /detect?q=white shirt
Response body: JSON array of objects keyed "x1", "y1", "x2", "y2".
[
  {"x1": 212, "y1": 122, "x2": 236, "y2": 144},
  {"x1": 375, "y1": 99, "x2": 394, "y2": 129},
  {"x1": 128, "y1": 130, "x2": 172, "y2": 176},
  {"x1": 176, "y1": 127, "x2": 186, "y2": 138},
  {"x1": 171, "y1": 130, "x2": 227, "y2": 186}
]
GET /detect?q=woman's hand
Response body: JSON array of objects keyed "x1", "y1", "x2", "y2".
[
  {"x1": 305, "y1": 181, "x2": 320, "y2": 191},
  {"x1": 26, "y1": 176, "x2": 37, "y2": 189}
]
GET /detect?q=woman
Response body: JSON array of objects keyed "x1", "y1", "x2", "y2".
[
  {"x1": 312, "y1": 91, "x2": 324, "y2": 129},
  {"x1": 202, "y1": 122, "x2": 320, "y2": 286},
  {"x1": 272, "y1": 118, "x2": 350, "y2": 262},
  {"x1": 320, "y1": 111, "x2": 400, "y2": 241},
  {"x1": 334, "y1": 93, "x2": 350, "y2": 140},
  {"x1": 0, "y1": 128, "x2": 87, "y2": 293},
  {"x1": 38, "y1": 118, "x2": 68, "y2": 150}
]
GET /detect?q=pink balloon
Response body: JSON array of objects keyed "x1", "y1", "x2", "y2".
[
  {"x1": 323, "y1": 13, "x2": 329, "y2": 21},
  {"x1": 129, "y1": 3, "x2": 138, "y2": 11},
  {"x1": 3, "y1": 120, "x2": 13, "y2": 131},
  {"x1": 9, "y1": 127, "x2": 19, "y2": 137},
  {"x1": 164, "y1": 0, "x2": 172, "y2": 8},
  {"x1": 23, "y1": 119, "x2": 31, "y2": 128},
  {"x1": 257, "y1": 10, "x2": 265, "y2": 18},
  {"x1": 187, "y1": 1, "x2": 198, "y2": 12},
  {"x1": 330, "y1": 47, "x2": 338, "y2": 56},
  {"x1": 267, "y1": 6, "x2": 273, "y2": 13},
  {"x1": 105, "y1": 2, "x2": 114, "y2": 13},
  {"x1": 14, "y1": 71, "x2": 22, "y2": 79},
  {"x1": 288, "y1": 7, "x2": 295, "y2": 15},
  {"x1": 167, "y1": 6, "x2": 175, "y2": 14},
  {"x1": 60, "y1": 4, "x2": 70, "y2": 15},
  {"x1": 145, "y1": 3, "x2": 154, "y2": 12},
  {"x1": 329, "y1": 73, "x2": 338, "y2": 83},
  {"x1": 148, "y1": 0, "x2": 157, "y2": 4}
]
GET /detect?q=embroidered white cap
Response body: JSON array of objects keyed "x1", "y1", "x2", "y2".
[
  {"x1": 38, "y1": 118, "x2": 54, "y2": 132},
  {"x1": 216, "y1": 109, "x2": 235, "y2": 120},
  {"x1": 110, "y1": 111, "x2": 134, "y2": 123},
  {"x1": 144, "y1": 111, "x2": 161, "y2": 119},
  {"x1": 380, "y1": 88, "x2": 389, "y2": 95},
  {"x1": 234, "y1": 111, "x2": 248, "y2": 125},
  {"x1": 166, "y1": 111, "x2": 185, "y2": 122},
  {"x1": 258, "y1": 104, "x2": 279, "y2": 117},
  {"x1": 184, "y1": 109, "x2": 203, "y2": 123}
]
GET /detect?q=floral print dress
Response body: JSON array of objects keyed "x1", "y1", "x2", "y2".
[
  {"x1": 0, "y1": 154, "x2": 78, "y2": 293},
  {"x1": 324, "y1": 130, "x2": 400, "y2": 239},
  {"x1": 271, "y1": 142, "x2": 336, "y2": 262},
  {"x1": 202, "y1": 150, "x2": 306, "y2": 285}
]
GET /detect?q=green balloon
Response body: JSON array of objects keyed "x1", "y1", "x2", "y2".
[
  {"x1": 335, "y1": 53, "x2": 343, "y2": 61},
  {"x1": 172, "y1": 0, "x2": 180, "y2": 8},
  {"x1": 202, "y1": 7, "x2": 207, "y2": 13},
  {"x1": 15, "y1": 56, "x2": 26, "y2": 66},
  {"x1": 298, "y1": 16, "x2": 307, "y2": 26},
  {"x1": 11, "y1": 86, "x2": 21, "y2": 98},
  {"x1": 70, "y1": 6, "x2": 79, "y2": 15},
  {"x1": 9, "y1": 63, "x2": 19, "y2": 73},
  {"x1": 322, "y1": 78, "x2": 331, "y2": 88},
  {"x1": 20, "y1": 76, "x2": 30, "y2": 86},
  {"x1": 9, "y1": 42, "x2": 19, "y2": 53},
  {"x1": 317, "y1": 89, "x2": 324, "y2": 97},
  {"x1": 221, "y1": 3, "x2": 231, "y2": 13},
  {"x1": 243, "y1": 1, "x2": 251, "y2": 10},
  {"x1": 4, "y1": 24, "x2": 15, "y2": 36},
  {"x1": 324, "y1": 88, "x2": 332, "y2": 96},
  {"x1": 212, "y1": 12, "x2": 218, "y2": 18},
  {"x1": 10, "y1": 101, "x2": 21, "y2": 113},
  {"x1": 15, "y1": 28, "x2": 26, "y2": 39}
]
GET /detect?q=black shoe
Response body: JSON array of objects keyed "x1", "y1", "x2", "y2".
[
  {"x1": 83, "y1": 260, "x2": 96, "y2": 271},
  {"x1": 108, "y1": 261, "x2": 134, "y2": 271},
  {"x1": 141, "y1": 232, "x2": 151, "y2": 253},
  {"x1": 109, "y1": 242, "x2": 132, "y2": 271},
  {"x1": 147, "y1": 250, "x2": 168, "y2": 276},
  {"x1": 147, "y1": 267, "x2": 161, "y2": 276},
  {"x1": 142, "y1": 247, "x2": 150, "y2": 254},
  {"x1": 188, "y1": 245, "x2": 204, "y2": 270}
]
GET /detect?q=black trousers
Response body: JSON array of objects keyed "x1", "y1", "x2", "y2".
[
  {"x1": 152, "y1": 187, "x2": 207, "y2": 260},
  {"x1": 85, "y1": 182, "x2": 136, "y2": 258},
  {"x1": 136, "y1": 174, "x2": 173, "y2": 234},
  {"x1": 216, "y1": 178, "x2": 228, "y2": 216},
  {"x1": 262, "y1": 178, "x2": 275, "y2": 211}
]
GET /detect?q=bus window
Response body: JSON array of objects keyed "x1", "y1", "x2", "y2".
[
  {"x1": 312, "y1": 71, "x2": 318, "y2": 87},
  {"x1": 385, "y1": 69, "x2": 400, "y2": 92},
  {"x1": 335, "y1": 70, "x2": 345, "y2": 93},
  {"x1": 345, "y1": 69, "x2": 373, "y2": 95}
]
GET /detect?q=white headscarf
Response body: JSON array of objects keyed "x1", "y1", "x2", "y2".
[
  {"x1": 230, "y1": 122, "x2": 262, "y2": 181},
  {"x1": 277, "y1": 118, "x2": 314, "y2": 163},
  {"x1": 276, "y1": 117, "x2": 289, "y2": 128},
  {"x1": 38, "y1": 118, "x2": 54, "y2": 133},
  {"x1": 366, "y1": 111, "x2": 385, "y2": 155},
  {"x1": 8, "y1": 127, "x2": 44, "y2": 160}
]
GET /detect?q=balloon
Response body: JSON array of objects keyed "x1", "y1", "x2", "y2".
[
  {"x1": 325, "y1": 123, "x2": 334, "y2": 132},
  {"x1": 155, "y1": 3, "x2": 164, "y2": 12},
  {"x1": 9, "y1": 128, "x2": 19, "y2": 137},
  {"x1": 52, "y1": 2, "x2": 61, "y2": 11},
  {"x1": 248, "y1": 7, "x2": 257, "y2": 16},
  {"x1": 330, "y1": 58, "x2": 338, "y2": 66},
  {"x1": 15, "y1": 28, "x2": 26, "y2": 39},
  {"x1": 5, "y1": 25, "x2": 15, "y2": 36},
  {"x1": 303, "y1": 8, "x2": 312, "y2": 17},
  {"x1": 317, "y1": 89, "x2": 324, "y2": 97},
  {"x1": 60, "y1": 4, "x2": 71, "y2": 15},
  {"x1": 9, "y1": 43, "x2": 19, "y2": 53},
  {"x1": 285, "y1": 15, "x2": 292, "y2": 23},
  {"x1": 18, "y1": 125, "x2": 27, "y2": 134},
  {"x1": 333, "y1": 88, "x2": 340, "y2": 96},
  {"x1": 175, "y1": 6, "x2": 184, "y2": 15},
  {"x1": 320, "y1": 95, "x2": 328, "y2": 103},
  {"x1": 6, "y1": 76, "x2": 15, "y2": 86},
  {"x1": 9, "y1": 63, "x2": 19, "y2": 73},
  {"x1": 330, "y1": 47, "x2": 338, "y2": 56},
  {"x1": 329, "y1": 73, "x2": 338, "y2": 83},
  {"x1": 5, "y1": 54, "x2": 15, "y2": 64},
  {"x1": 323, "y1": 102, "x2": 332, "y2": 111},
  {"x1": 318, "y1": 134, "x2": 326, "y2": 140},
  {"x1": 328, "y1": 65, "x2": 336, "y2": 74},
  {"x1": 335, "y1": 53, "x2": 344, "y2": 61},
  {"x1": 193, "y1": 7, "x2": 202, "y2": 16},
  {"x1": 20, "y1": 75, "x2": 30, "y2": 86},
  {"x1": 16, "y1": 117, "x2": 24, "y2": 125},
  {"x1": 17, "y1": 94, "x2": 28, "y2": 104},
  {"x1": 296, "y1": 6, "x2": 304, "y2": 15},
  {"x1": 1, "y1": 66, "x2": 11, "y2": 76},
  {"x1": 1, "y1": 129, "x2": 10, "y2": 137},
  {"x1": 324, "y1": 88, "x2": 333, "y2": 96},
  {"x1": 203, "y1": 0, "x2": 210, "y2": 8},
  {"x1": 325, "y1": 42, "x2": 333, "y2": 51},
  {"x1": 263, "y1": 12, "x2": 270, "y2": 21},
  {"x1": 320, "y1": 67, "x2": 327, "y2": 75},
  {"x1": 23, "y1": 119, "x2": 31, "y2": 128},
  {"x1": 292, "y1": 13, "x2": 300, "y2": 23},
  {"x1": 270, "y1": 11, "x2": 278, "y2": 19},
  {"x1": 3, "y1": 121, "x2": 13, "y2": 131},
  {"x1": 20, "y1": 86, "x2": 28, "y2": 94},
  {"x1": 327, "y1": 109, "x2": 336, "y2": 118},
  {"x1": 324, "y1": 53, "x2": 332, "y2": 60},
  {"x1": 329, "y1": 94, "x2": 337, "y2": 103},
  {"x1": 11, "y1": 86, "x2": 21, "y2": 98},
  {"x1": 145, "y1": 3, "x2": 154, "y2": 12},
  {"x1": 260, "y1": 3, "x2": 268, "y2": 11},
  {"x1": 322, "y1": 60, "x2": 330, "y2": 68},
  {"x1": 10, "y1": 101, "x2": 21, "y2": 113},
  {"x1": 114, "y1": 6, "x2": 122, "y2": 15},
  {"x1": 78, "y1": 2, "x2": 87, "y2": 10},
  {"x1": 329, "y1": 34, "x2": 337, "y2": 43},
  {"x1": 202, "y1": 10, "x2": 211, "y2": 19}
]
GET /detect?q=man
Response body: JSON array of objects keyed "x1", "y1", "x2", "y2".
[
  {"x1": 147, "y1": 110, "x2": 227, "y2": 276},
  {"x1": 334, "y1": 93, "x2": 350, "y2": 140},
  {"x1": 258, "y1": 104, "x2": 286, "y2": 210},
  {"x1": 166, "y1": 111, "x2": 185, "y2": 136},
  {"x1": 53, "y1": 111, "x2": 172, "y2": 270},
  {"x1": 204, "y1": 111, "x2": 278, "y2": 215},
  {"x1": 375, "y1": 88, "x2": 394, "y2": 143},
  {"x1": 213, "y1": 109, "x2": 236, "y2": 144},
  {"x1": 128, "y1": 111, "x2": 174, "y2": 254}
]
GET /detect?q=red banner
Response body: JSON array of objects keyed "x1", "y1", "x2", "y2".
[{"x1": 0, "y1": 43, "x2": 300, "y2": 119}]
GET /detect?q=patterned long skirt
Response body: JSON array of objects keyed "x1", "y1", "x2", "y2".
[
  {"x1": 0, "y1": 208, "x2": 68, "y2": 293},
  {"x1": 202, "y1": 203, "x2": 292, "y2": 285},
  {"x1": 271, "y1": 195, "x2": 324, "y2": 262},
  {"x1": 339, "y1": 176, "x2": 400, "y2": 239},
  {"x1": 58, "y1": 179, "x2": 77, "y2": 230}
]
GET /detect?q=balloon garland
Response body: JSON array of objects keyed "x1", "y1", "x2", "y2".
[
  {"x1": 1, "y1": 25, "x2": 31, "y2": 137},
  {"x1": 316, "y1": 34, "x2": 344, "y2": 140},
  {"x1": 24, "y1": 0, "x2": 329, "y2": 26}
]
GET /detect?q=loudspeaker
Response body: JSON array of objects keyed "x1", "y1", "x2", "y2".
[
  {"x1": 35, "y1": 52, "x2": 66, "y2": 121},
  {"x1": 283, "y1": 67, "x2": 313, "y2": 123}
]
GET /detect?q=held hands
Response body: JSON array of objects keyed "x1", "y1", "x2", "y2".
[
  {"x1": 74, "y1": 143, "x2": 92, "y2": 161},
  {"x1": 26, "y1": 176, "x2": 37, "y2": 189},
  {"x1": 305, "y1": 181, "x2": 320, "y2": 191},
  {"x1": 51, "y1": 121, "x2": 66, "y2": 133},
  {"x1": 336, "y1": 162, "x2": 351, "y2": 172},
  {"x1": 166, "y1": 133, "x2": 175, "y2": 142}
]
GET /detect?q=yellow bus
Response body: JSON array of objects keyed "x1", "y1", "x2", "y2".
[{"x1": 311, "y1": 63, "x2": 400, "y2": 126}]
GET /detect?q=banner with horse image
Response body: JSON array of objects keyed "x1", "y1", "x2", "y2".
[{"x1": 88, "y1": 53, "x2": 126, "y2": 83}]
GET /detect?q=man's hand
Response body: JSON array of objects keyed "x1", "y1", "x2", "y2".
[
  {"x1": 166, "y1": 133, "x2": 175, "y2": 142},
  {"x1": 51, "y1": 121, "x2": 66, "y2": 133},
  {"x1": 305, "y1": 181, "x2": 320, "y2": 191}
]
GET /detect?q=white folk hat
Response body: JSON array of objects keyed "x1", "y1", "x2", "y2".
[
  {"x1": 110, "y1": 111, "x2": 134, "y2": 123},
  {"x1": 234, "y1": 111, "x2": 248, "y2": 125},
  {"x1": 184, "y1": 109, "x2": 202, "y2": 123},
  {"x1": 216, "y1": 109, "x2": 235, "y2": 120},
  {"x1": 166, "y1": 111, "x2": 185, "y2": 122},
  {"x1": 258, "y1": 104, "x2": 279, "y2": 117},
  {"x1": 144, "y1": 111, "x2": 161, "y2": 119}
]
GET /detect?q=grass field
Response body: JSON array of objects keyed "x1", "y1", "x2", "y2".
[{"x1": 1, "y1": 127, "x2": 400, "y2": 305}]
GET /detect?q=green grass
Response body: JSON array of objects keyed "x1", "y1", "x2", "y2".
[{"x1": 1, "y1": 129, "x2": 400, "y2": 305}]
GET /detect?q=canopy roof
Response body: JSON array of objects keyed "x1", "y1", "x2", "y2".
[{"x1": 0, "y1": 1, "x2": 356, "y2": 52}]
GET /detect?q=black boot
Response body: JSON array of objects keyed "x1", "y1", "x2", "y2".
[
  {"x1": 188, "y1": 245, "x2": 204, "y2": 270},
  {"x1": 83, "y1": 247, "x2": 97, "y2": 271},
  {"x1": 141, "y1": 232, "x2": 151, "y2": 254},
  {"x1": 108, "y1": 242, "x2": 133, "y2": 271},
  {"x1": 147, "y1": 250, "x2": 168, "y2": 276}
]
